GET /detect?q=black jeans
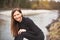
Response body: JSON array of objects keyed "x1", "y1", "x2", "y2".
[{"x1": 14, "y1": 32, "x2": 44, "y2": 40}]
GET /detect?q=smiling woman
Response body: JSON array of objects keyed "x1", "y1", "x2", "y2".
[
  {"x1": 13, "y1": 11, "x2": 22, "y2": 22},
  {"x1": 11, "y1": 8, "x2": 44, "y2": 40}
]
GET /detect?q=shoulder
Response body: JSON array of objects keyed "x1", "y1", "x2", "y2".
[
  {"x1": 24, "y1": 17, "x2": 33, "y2": 22},
  {"x1": 23, "y1": 17, "x2": 34, "y2": 24}
]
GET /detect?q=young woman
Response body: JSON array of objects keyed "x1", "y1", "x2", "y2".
[{"x1": 11, "y1": 8, "x2": 44, "y2": 40}]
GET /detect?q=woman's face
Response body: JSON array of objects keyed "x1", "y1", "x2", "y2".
[{"x1": 13, "y1": 11, "x2": 22, "y2": 22}]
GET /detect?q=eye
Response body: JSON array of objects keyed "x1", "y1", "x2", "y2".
[{"x1": 17, "y1": 14, "x2": 19, "y2": 15}]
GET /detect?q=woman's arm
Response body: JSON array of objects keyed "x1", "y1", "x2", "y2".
[{"x1": 27, "y1": 18, "x2": 43, "y2": 35}]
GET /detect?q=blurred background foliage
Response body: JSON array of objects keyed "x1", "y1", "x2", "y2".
[
  {"x1": 0, "y1": 0, "x2": 60, "y2": 10},
  {"x1": 48, "y1": 20, "x2": 60, "y2": 40}
]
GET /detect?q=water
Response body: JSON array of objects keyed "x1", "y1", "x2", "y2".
[{"x1": 0, "y1": 10, "x2": 59, "y2": 40}]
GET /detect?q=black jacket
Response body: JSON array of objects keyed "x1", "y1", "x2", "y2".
[{"x1": 17, "y1": 17, "x2": 44, "y2": 40}]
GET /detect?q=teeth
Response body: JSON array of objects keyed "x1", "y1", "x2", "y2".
[{"x1": 16, "y1": 17, "x2": 20, "y2": 19}]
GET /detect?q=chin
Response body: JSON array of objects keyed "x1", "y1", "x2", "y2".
[
  {"x1": 17, "y1": 20, "x2": 20, "y2": 22},
  {"x1": 15, "y1": 19, "x2": 19, "y2": 22}
]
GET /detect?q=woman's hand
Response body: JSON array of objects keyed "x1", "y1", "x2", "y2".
[{"x1": 18, "y1": 29, "x2": 26, "y2": 34}]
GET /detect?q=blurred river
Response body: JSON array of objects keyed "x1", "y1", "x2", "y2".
[{"x1": 0, "y1": 9, "x2": 59, "y2": 40}]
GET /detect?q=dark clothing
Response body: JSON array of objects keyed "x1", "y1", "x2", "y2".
[{"x1": 14, "y1": 17, "x2": 44, "y2": 40}]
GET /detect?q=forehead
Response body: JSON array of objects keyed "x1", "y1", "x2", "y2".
[{"x1": 13, "y1": 11, "x2": 21, "y2": 15}]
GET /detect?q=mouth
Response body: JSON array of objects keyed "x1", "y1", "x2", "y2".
[
  {"x1": 16, "y1": 17, "x2": 20, "y2": 19},
  {"x1": 16, "y1": 17, "x2": 22, "y2": 22},
  {"x1": 16, "y1": 17, "x2": 20, "y2": 20}
]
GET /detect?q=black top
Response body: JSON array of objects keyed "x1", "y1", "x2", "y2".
[{"x1": 17, "y1": 17, "x2": 44, "y2": 40}]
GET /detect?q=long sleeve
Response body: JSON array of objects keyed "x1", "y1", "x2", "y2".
[{"x1": 26, "y1": 18, "x2": 43, "y2": 35}]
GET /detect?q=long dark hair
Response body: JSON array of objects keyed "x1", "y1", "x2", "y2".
[{"x1": 11, "y1": 8, "x2": 22, "y2": 37}]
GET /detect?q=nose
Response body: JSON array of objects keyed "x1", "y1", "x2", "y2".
[{"x1": 15, "y1": 15, "x2": 19, "y2": 19}]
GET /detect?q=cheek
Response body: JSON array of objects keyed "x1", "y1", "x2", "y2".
[{"x1": 13, "y1": 16, "x2": 16, "y2": 20}]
